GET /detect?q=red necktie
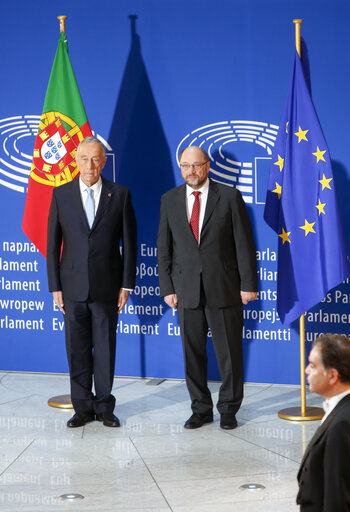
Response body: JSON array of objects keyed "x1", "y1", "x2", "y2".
[{"x1": 190, "y1": 191, "x2": 201, "y2": 243}]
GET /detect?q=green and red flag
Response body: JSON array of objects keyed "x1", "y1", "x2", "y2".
[{"x1": 22, "y1": 31, "x2": 92, "y2": 257}]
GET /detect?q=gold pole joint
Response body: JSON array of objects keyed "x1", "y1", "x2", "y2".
[{"x1": 57, "y1": 15, "x2": 67, "y2": 34}]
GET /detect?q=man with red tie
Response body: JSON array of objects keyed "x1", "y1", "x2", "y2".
[{"x1": 157, "y1": 146, "x2": 257, "y2": 430}]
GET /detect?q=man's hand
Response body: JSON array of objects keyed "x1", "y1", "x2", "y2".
[
  {"x1": 118, "y1": 289, "x2": 130, "y2": 313},
  {"x1": 53, "y1": 291, "x2": 65, "y2": 315},
  {"x1": 164, "y1": 294, "x2": 178, "y2": 308},
  {"x1": 240, "y1": 291, "x2": 258, "y2": 305}
]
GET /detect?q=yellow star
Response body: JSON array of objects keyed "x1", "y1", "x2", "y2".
[
  {"x1": 300, "y1": 219, "x2": 316, "y2": 236},
  {"x1": 319, "y1": 174, "x2": 332, "y2": 191},
  {"x1": 286, "y1": 121, "x2": 289, "y2": 134},
  {"x1": 312, "y1": 146, "x2": 326, "y2": 163},
  {"x1": 273, "y1": 155, "x2": 284, "y2": 172},
  {"x1": 279, "y1": 227, "x2": 291, "y2": 244},
  {"x1": 294, "y1": 126, "x2": 309, "y2": 143},
  {"x1": 316, "y1": 199, "x2": 326, "y2": 215},
  {"x1": 272, "y1": 182, "x2": 282, "y2": 199}
]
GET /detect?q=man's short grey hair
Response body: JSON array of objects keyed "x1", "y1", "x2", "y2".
[
  {"x1": 77, "y1": 136, "x2": 106, "y2": 157},
  {"x1": 179, "y1": 146, "x2": 209, "y2": 163}
]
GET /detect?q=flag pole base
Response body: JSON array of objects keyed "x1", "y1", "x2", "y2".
[
  {"x1": 48, "y1": 394, "x2": 73, "y2": 409},
  {"x1": 278, "y1": 406, "x2": 324, "y2": 421}
]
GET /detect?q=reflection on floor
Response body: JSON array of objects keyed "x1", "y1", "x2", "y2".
[{"x1": 0, "y1": 372, "x2": 322, "y2": 511}]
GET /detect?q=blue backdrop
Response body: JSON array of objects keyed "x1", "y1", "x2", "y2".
[{"x1": 1, "y1": 0, "x2": 349, "y2": 384}]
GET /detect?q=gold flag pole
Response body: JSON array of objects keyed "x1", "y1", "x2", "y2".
[
  {"x1": 278, "y1": 20, "x2": 323, "y2": 421},
  {"x1": 47, "y1": 15, "x2": 73, "y2": 410}
]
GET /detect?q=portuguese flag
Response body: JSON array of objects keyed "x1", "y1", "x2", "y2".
[{"x1": 22, "y1": 32, "x2": 92, "y2": 258}]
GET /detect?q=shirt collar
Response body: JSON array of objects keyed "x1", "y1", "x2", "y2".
[
  {"x1": 79, "y1": 176, "x2": 102, "y2": 194},
  {"x1": 186, "y1": 178, "x2": 209, "y2": 198},
  {"x1": 323, "y1": 389, "x2": 350, "y2": 414}
]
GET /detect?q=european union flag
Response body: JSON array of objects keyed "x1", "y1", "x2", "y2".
[{"x1": 264, "y1": 48, "x2": 349, "y2": 325}]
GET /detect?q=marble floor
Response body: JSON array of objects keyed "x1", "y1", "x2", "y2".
[{"x1": 0, "y1": 372, "x2": 323, "y2": 511}]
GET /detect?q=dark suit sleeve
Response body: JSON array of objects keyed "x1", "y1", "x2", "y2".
[
  {"x1": 231, "y1": 190, "x2": 258, "y2": 292},
  {"x1": 157, "y1": 195, "x2": 175, "y2": 297},
  {"x1": 121, "y1": 188, "x2": 137, "y2": 289},
  {"x1": 324, "y1": 418, "x2": 350, "y2": 511},
  {"x1": 46, "y1": 190, "x2": 63, "y2": 292}
]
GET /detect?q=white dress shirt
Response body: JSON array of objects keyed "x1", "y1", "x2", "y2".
[
  {"x1": 321, "y1": 388, "x2": 350, "y2": 423},
  {"x1": 185, "y1": 179, "x2": 209, "y2": 244},
  {"x1": 79, "y1": 176, "x2": 102, "y2": 216}
]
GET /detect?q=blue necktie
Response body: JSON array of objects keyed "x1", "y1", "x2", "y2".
[{"x1": 85, "y1": 188, "x2": 95, "y2": 228}]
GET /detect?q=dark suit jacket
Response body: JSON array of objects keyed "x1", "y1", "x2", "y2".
[
  {"x1": 47, "y1": 176, "x2": 137, "y2": 302},
  {"x1": 297, "y1": 394, "x2": 350, "y2": 511},
  {"x1": 157, "y1": 180, "x2": 257, "y2": 308}
]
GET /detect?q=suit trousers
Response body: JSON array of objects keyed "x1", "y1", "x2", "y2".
[
  {"x1": 64, "y1": 299, "x2": 118, "y2": 415},
  {"x1": 177, "y1": 283, "x2": 244, "y2": 416}
]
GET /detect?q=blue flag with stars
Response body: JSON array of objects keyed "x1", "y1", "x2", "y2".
[{"x1": 264, "y1": 49, "x2": 349, "y2": 325}]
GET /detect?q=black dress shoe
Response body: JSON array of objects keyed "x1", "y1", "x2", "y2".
[
  {"x1": 96, "y1": 413, "x2": 120, "y2": 427},
  {"x1": 67, "y1": 413, "x2": 95, "y2": 428},
  {"x1": 184, "y1": 413, "x2": 213, "y2": 429},
  {"x1": 220, "y1": 414, "x2": 237, "y2": 430}
]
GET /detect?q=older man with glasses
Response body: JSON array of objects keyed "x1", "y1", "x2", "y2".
[{"x1": 157, "y1": 145, "x2": 257, "y2": 430}]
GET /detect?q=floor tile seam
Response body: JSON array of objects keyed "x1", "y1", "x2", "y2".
[
  {"x1": 167, "y1": 494, "x2": 298, "y2": 510},
  {"x1": 113, "y1": 379, "x2": 185, "y2": 390},
  {"x1": 139, "y1": 445, "x2": 294, "y2": 463},
  {"x1": 112, "y1": 380, "x2": 143, "y2": 391},
  {"x1": 273, "y1": 453, "x2": 301, "y2": 464},
  {"x1": 0, "y1": 438, "x2": 35, "y2": 477},
  {"x1": 146, "y1": 395, "x2": 189, "y2": 405},
  {"x1": 0, "y1": 394, "x2": 38, "y2": 406},
  {"x1": 231, "y1": 435, "x2": 312, "y2": 451},
  {"x1": 117, "y1": 393, "x2": 188, "y2": 405},
  {"x1": 0, "y1": 373, "x2": 10, "y2": 383},
  {"x1": 239, "y1": 399, "x2": 300, "y2": 409},
  {"x1": 113, "y1": 395, "x2": 188, "y2": 407},
  {"x1": 119, "y1": 431, "x2": 179, "y2": 439},
  {"x1": 181, "y1": 494, "x2": 299, "y2": 507},
  {"x1": 149, "y1": 467, "x2": 299, "y2": 486},
  {"x1": 239, "y1": 400, "x2": 304, "y2": 411},
  {"x1": 126, "y1": 428, "x2": 259, "y2": 440},
  {"x1": 236, "y1": 416, "x2": 287, "y2": 424},
  {"x1": 129, "y1": 436, "x2": 174, "y2": 512},
  {"x1": 241, "y1": 384, "x2": 274, "y2": 398},
  {"x1": 76, "y1": 425, "x2": 86, "y2": 439},
  {"x1": 129, "y1": 430, "x2": 192, "y2": 441},
  {"x1": 153, "y1": 465, "x2": 299, "y2": 484},
  {"x1": 221, "y1": 430, "x2": 301, "y2": 464}
]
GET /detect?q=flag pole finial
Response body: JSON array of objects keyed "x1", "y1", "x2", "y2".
[
  {"x1": 57, "y1": 15, "x2": 67, "y2": 34},
  {"x1": 293, "y1": 19, "x2": 303, "y2": 57}
]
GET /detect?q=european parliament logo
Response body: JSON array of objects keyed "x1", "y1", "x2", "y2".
[
  {"x1": 0, "y1": 115, "x2": 114, "y2": 193},
  {"x1": 176, "y1": 120, "x2": 279, "y2": 204}
]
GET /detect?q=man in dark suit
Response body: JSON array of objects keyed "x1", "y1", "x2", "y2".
[
  {"x1": 297, "y1": 333, "x2": 350, "y2": 511},
  {"x1": 47, "y1": 136, "x2": 137, "y2": 428},
  {"x1": 157, "y1": 146, "x2": 257, "y2": 430}
]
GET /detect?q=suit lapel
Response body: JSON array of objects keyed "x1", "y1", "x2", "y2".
[
  {"x1": 176, "y1": 185, "x2": 195, "y2": 240},
  {"x1": 201, "y1": 180, "x2": 220, "y2": 236},
  {"x1": 91, "y1": 177, "x2": 113, "y2": 231},
  {"x1": 70, "y1": 178, "x2": 89, "y2": 230}
]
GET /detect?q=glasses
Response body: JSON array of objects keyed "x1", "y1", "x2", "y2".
[{"x1": 180, "y1": 161, "x2": 208, "y2": 171}]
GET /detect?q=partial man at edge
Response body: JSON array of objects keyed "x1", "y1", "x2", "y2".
[
  {"x1": 157, "y1": 145, "x2": 257, "y2": 430},
  {"x1": 297, "y1": 333, "x2": 350, "y2": 511},
  {"x1": 47, "y1": 136, "x2": 137, "y2": 428}
]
